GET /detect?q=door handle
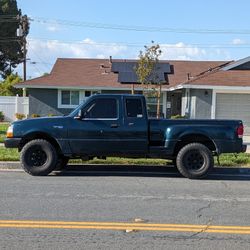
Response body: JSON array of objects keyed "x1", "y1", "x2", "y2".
[
  {"x1": 128, "y1": 122, "x2": 134, "y2": 126},
  {"x1": 111, "y1": 123, "x2": 119, "y2": 128}
]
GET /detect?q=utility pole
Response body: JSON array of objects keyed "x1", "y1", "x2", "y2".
[
  {"x1": 22, "y1": 37, "x2": 27, "y2": 96},
  {"x1": 18, "y1": 14, "x2": 29, "y2": 96},
  {"x1": 23, "y1": 35, "x2": 27, "y2": 81}
]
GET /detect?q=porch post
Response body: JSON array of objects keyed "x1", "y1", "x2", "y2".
[{"x1": 211, "y1": 89, "x2": 216, "y2": 119}]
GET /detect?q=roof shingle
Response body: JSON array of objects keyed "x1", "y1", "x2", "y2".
[{"x1": 16, "y1": 58, "x2": 230, "y2": 89}]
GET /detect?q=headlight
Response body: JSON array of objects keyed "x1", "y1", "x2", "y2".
[{"x1": 6, "y1": 125, "x2": 13, "y2": 138}]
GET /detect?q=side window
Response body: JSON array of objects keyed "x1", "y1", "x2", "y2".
[
  {"x1": 84, "y1": 98, "x2": 118, "y2": 119},
  {"x1": 126, "y1": 98, "x2": 143, "y2": 118}
]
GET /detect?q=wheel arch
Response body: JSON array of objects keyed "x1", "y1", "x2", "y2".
[
  {"x1": 19, "y1": 132, "x2": 63, "y2": 155},
  {"x1": 173, "y1": 133, "x2": 217, "y2": 157}
]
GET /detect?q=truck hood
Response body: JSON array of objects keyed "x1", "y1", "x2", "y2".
[
  {"x1": 12, "y1": 116, "x2": 71, "y2": 138},
  {"x1": 12, "y1": 116, "x2": 69, "y2": 126}
]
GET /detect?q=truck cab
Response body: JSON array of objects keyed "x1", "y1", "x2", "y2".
[{"x1": 68, "y1": 94, "x2": 148, "y2": 157}]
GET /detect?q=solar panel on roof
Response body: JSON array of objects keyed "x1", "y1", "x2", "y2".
[{"x1": 111, "y1": 61, "x2": 172, "y2": 84}]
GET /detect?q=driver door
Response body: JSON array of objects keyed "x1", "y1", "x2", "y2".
[{"x1": 68, "y1": 96, "x2": 122, "y2": 155}]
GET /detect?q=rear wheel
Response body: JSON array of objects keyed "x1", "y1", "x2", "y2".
[
  {"x1": 176, "y1": 143, "x2": 214, "y2": 179},
  {"x1": 20, "y1": 139, "x2": 58, "y2": 176}
]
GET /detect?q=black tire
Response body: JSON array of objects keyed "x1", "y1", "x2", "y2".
[
  {"x1": 176, "y1": 143, "x2": 214, "y2": 179},
  {"x1": 20, "y1": 139, "x2": 58, "y2": 176},
  {"x1": 55, "y1": 156, "x2": 69, "y2": 170}
]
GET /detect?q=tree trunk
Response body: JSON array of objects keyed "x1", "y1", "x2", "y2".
[
  {"x1": 156, "y1": 84, "x2": 162, "y2": 119},
  {"x1": 131, "y1": 83, "x2": 135, "y2": 94}
]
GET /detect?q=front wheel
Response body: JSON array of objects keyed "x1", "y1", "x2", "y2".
[
  {"x1": 20, "y1": 139, "x2": 58, "y2": 176},
  {"x1": 176, "y1": 143, "x2": 214, "y2": 179}
]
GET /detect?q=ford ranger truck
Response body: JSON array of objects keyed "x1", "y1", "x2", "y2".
[{"x1": 4, "y1": 94, "x2": 246, "y2": 178}]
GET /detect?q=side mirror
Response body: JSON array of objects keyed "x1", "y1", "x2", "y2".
[{"x1": 74, "y1": 109, "x2": 83, "y2": 120}]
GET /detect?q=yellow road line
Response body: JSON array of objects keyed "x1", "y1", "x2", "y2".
[
  {"x1": 0, "y1": 220, "x2": 250, "y2": 235},
  {"x1": 0, "y1": 220, "x2": 207, "y2": 228}
]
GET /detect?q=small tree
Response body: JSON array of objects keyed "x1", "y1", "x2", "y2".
[
  {"x1": 0, "y1": 73, "x2": 22, "y2": 96},
  {"x1": 135, "y1": 42, "x2": 163, "y2": 118},
  {"x1": 0, "y1": 0, "x2": 29, "y2": 78}
]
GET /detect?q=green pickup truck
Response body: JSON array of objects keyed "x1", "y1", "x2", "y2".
[{"x1": 5, "y1": 94, "x2": 246, "y2": 178}]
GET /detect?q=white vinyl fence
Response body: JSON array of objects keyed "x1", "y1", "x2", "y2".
[{"x1": 0, "y1": 96, "x2": 29, "y2": 122}]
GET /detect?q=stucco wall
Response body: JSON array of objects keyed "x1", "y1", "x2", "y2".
[
  {"x1": 28, "y1": 89, "x2": 72, "y2": 116},
  {"x1": 183, "y1": 89, "x2": 212, "y2": 119},
  {"x1": 194, "y1": 89, "x2": 212, "y2": 119}
]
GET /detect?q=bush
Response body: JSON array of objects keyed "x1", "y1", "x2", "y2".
[
  {"x1": 31, "y1": 114, "x2": 41, "y2": 118},
  {"x1": 0, "y1": 111, "x2": 4, "y2": 122},
  {"x1": 15, "y1": 113, "x2": 26, "y2": 120}
]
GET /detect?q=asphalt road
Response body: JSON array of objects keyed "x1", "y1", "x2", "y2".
[{"x1": 0, "y1": 165, "x2": 250, "y2": 249}]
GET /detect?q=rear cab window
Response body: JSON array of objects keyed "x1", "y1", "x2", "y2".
[{"x1": 125, "y1": 98, "x2": 144, "y2": 118}]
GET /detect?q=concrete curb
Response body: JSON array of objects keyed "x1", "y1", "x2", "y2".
[
  {"x1": 0, "y1": 161, "x2": 250, "y2": 175},
  {"x1": 0, "y1": 161, "x2": 21, "y2": 169}
]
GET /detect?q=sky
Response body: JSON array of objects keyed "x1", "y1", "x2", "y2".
[{"x1": 15, "y1": 0, "x2": 250, "y2": 79}]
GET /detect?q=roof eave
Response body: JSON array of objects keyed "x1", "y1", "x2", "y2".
[
  {"x1": 15, "y1": 84, "x2": 164, "y2": 91},
  {"x1": 221, "y1": 56, "x2": 250, "y2": 71},
  {"x1": 172, "y1": 84, "x2": 250, "y2": 91}
]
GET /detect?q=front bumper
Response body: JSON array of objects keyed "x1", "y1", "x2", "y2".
[{"x1": 4, "y1": 138, "x2": 21, "y2": 148}]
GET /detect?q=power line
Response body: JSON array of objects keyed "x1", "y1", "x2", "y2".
[
  {"x1": 32, "y1": 17, "x2": 250, "y2": 35},
  {"x1": 25, "y1": 38, "x2": 250, "y2": 49},
  {"x1": 27, "y1": 41, "x2": 52, "y2": 72},
  {"x1": 29, "y1": 61, "x2": 44, "y2": 76},
  {"x1": 1, "y1": 36, "x2": 250, "y2": 50}
]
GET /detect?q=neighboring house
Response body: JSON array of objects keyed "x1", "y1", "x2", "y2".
[
  {"x1": 15, "y1": 56, "x2": 250, "y2": 134},
  {"x1": 15, "y1": 58, "x2": 226, "y2": 115},
  {"x1": 169, "y1": 56, "x2": 250, "y2": 134}
]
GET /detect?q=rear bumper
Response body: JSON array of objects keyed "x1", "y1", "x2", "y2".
[
  {"x1": 4, "y1": 138, "x2": 21, "y2": 148},
  {"x1": 214, "y1": 139, "x2": 247, "y2": 154}
]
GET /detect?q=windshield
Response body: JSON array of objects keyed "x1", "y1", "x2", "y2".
[
  {"x1": 69, "y1": 96, "x2": 94, "y2": 117},
  {"x1": 69, "y1": 103, "x2": 85, "y2": 117}
]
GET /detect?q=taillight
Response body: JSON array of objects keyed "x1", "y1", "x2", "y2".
[{"x1": 237, "y1": 124, "x2": 244, "y2": 139}]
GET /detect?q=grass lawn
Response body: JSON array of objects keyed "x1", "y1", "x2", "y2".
[
  {"x1": 0, "y1": 122, "x2": 9, "y2": 143},
  {"x1": 0, "y1": 145, "x2": 249, "y2": 167},
  {"x1": 0, "y1": 147, "x2": 19, "y2": 161}
]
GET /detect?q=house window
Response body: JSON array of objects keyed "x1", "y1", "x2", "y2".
[
  {"x1": 85, "y1": 91, "x2": 91, "y2": 97},
  {"x1": 144, "y1": 92, "x2": 163, "y2": 118},
  {"x1": 59, "y1": 90, "x2": 80, "y2": 108},
  {"x1": 58, "y1": 90, "x2": 101, "y2": 109}
]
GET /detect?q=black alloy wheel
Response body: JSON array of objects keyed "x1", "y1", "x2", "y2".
[
  {"x1": 25, "y1": 145, "x2": 48, "y2": 167},
  {"x1": 176, "y1": 143, "x2": 214, "y2": 179},
  {"x1": 20, "y1": 139, "x2": 58, "y2": 176}
]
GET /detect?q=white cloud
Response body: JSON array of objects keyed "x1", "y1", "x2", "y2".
[
  {"x1": 155, "y1": 42, "x2": 231, "y2": 61},
  {"x1": 47, "y1": 25, "x2": 60, "y2": 32},
  {"x1": 28, "y1": 38, "x2": 128, "y2": 59},
  {"x1": 159, "y1": 42, "x2": 207, "y2": 60},
  {"x1": 21, "y1": 38, "x2": 129, "y2": 78},
  {"x1": 17, "y1": 38, "x2": 232, "y2": 78},
  {"x1": 232, "y1": 38, "x2": 246, "y2": 45}
]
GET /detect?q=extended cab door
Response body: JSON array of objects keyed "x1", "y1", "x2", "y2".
[{"x1": 121, "y1": 96, "x2": 148, "y2": 155}]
